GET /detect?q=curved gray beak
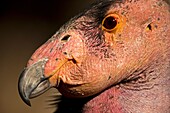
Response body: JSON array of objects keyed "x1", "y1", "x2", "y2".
[{"x1": 18, "y1": 59, "x2": 51, "y2": 106}]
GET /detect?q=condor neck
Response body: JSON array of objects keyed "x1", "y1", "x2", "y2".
[{"x1": 83, "y1": 52, "x2": 170, "y2": 113}]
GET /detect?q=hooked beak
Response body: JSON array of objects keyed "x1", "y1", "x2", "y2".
[{"x1": 18, "y1": 58, "x2": 51, "y2": 106}]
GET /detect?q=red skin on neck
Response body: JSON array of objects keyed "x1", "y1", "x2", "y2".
[{"x1": 83, "y1": 86, "x2": 124, "y2": 113}]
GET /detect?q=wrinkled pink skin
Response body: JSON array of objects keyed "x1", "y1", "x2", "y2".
[
  {"x1": 27, "y1": 0, "x2": 170, "y2": 112},
  {"x1": 82, "y1": 0, "x2": 170, "y2": 112}
]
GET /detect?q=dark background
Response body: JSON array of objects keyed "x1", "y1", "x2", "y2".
[{"x1": 0, "y1": 0, "x2": 95, "y2": 113}]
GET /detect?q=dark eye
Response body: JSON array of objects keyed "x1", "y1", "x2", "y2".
[
  {"x1": 103, "y1": 16, "x2": 117, "y2": 29},
  {"x1": 102, "y1": 14, "x2": 120, "y2": 32}
]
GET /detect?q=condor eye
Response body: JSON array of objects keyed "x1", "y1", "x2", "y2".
[{"x1": 102, "y1": 14, "x2": 120, "y2": 32}]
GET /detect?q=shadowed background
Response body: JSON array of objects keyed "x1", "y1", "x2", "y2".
[{"x1": 0, "y1": 0, "x2": 95, "y2": 113}]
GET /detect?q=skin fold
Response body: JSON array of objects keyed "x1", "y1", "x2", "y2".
[{"x1": 18, "y1": 0, "x2": 170, "y2": 112}]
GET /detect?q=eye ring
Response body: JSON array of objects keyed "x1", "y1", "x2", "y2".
[{"x1": 102, "y1": 14, "x2": 120, "y2": 32}]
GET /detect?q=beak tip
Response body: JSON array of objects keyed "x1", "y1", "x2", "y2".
[
  {"x1": 18, "y1": 91, "x2": 31, "y2": 107},
  {"x1": 18, "y1": 85, "x2": 31, "y2": 107},
  {"x1": 25, "y1": 100, "x2": 31, "y2": 107},
  {"x1": 22, "y1": 97, "x2": 31, "y2": 107}
]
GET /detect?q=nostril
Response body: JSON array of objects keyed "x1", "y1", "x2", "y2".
[{"x1": 61, "y1": 35, "x2": 71, "y2": 42}]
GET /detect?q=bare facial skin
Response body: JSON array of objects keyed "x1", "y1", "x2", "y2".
[{"x1": 18, "y1": 0, "x2": 170, "y2": 112}]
